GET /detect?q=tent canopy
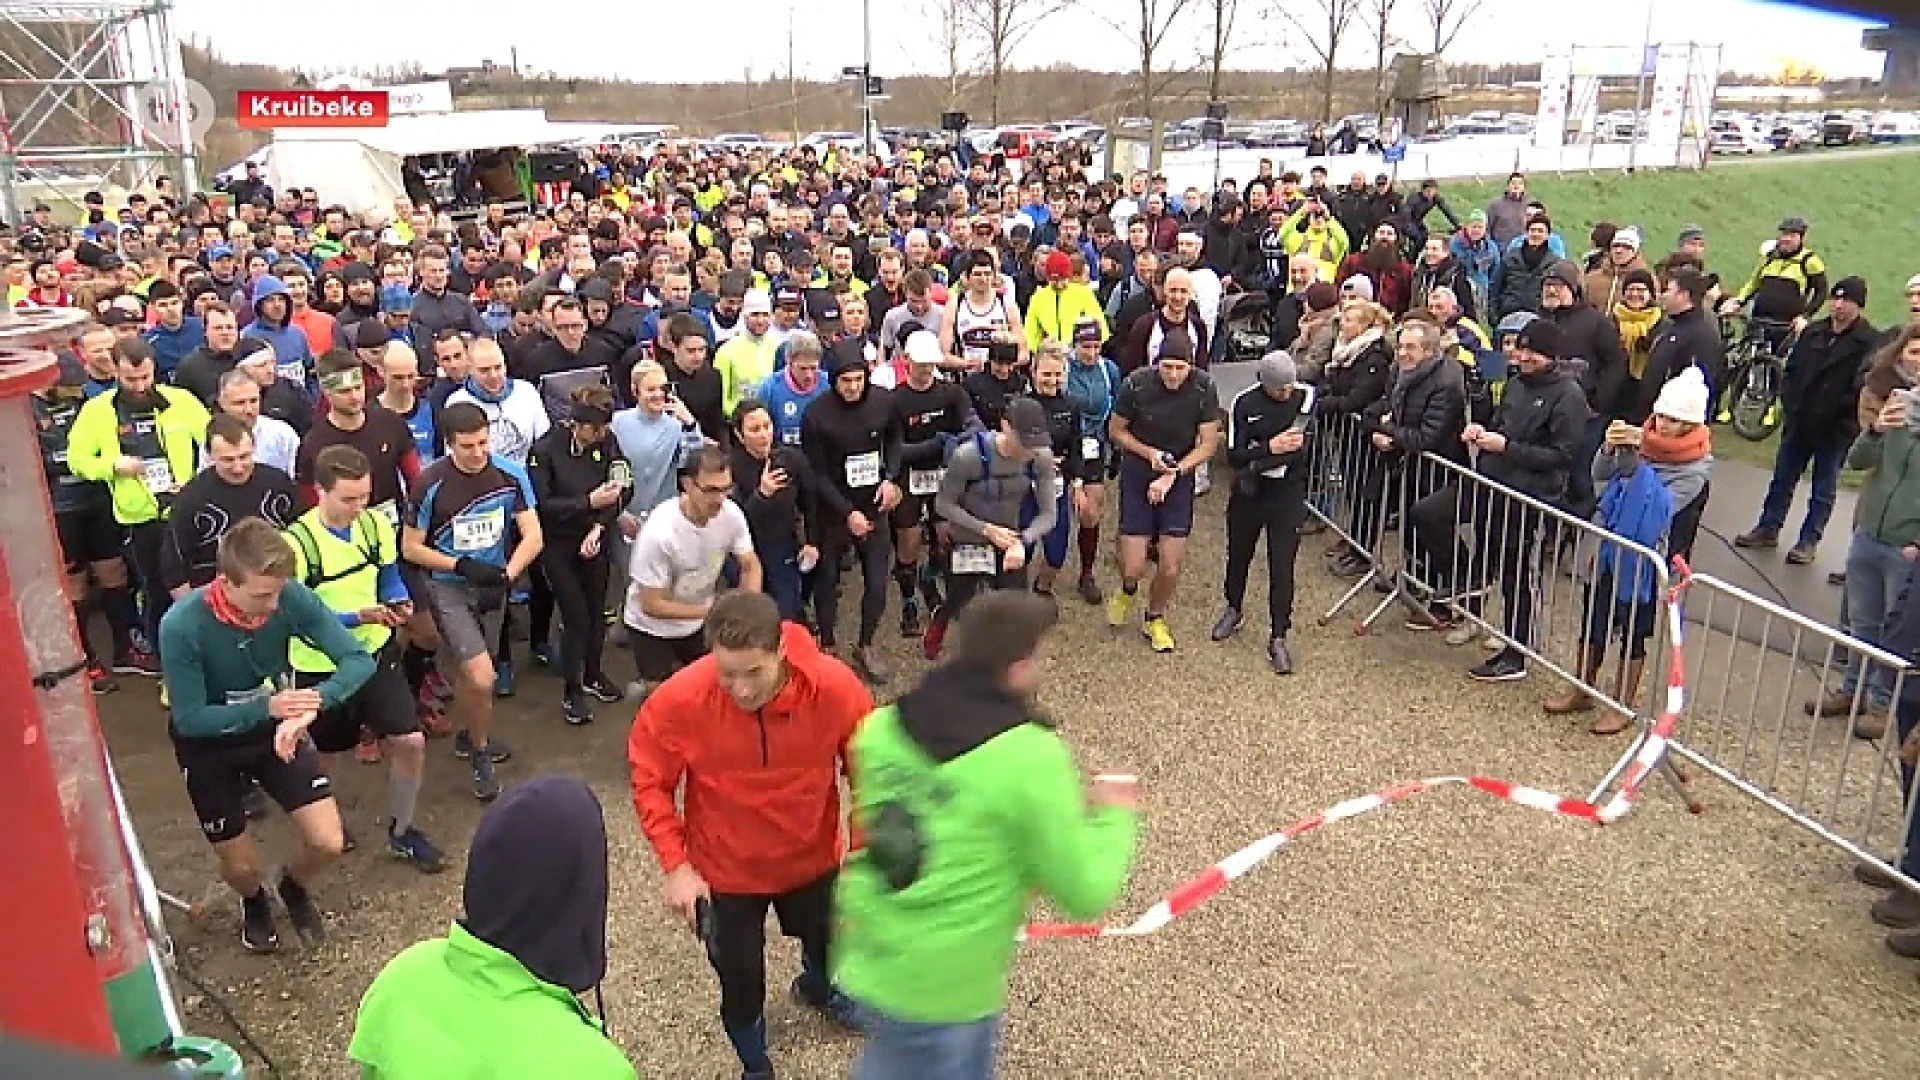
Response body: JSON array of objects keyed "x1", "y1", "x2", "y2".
[{"x1": 271, "y1": 109, "x2": 578, "y2": 157}]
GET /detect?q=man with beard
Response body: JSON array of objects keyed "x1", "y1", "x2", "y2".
[
  {"x1": 163, "y1": 413, "x2": 299, "y2": 594},
  {"x1": 172, "y1": 302, "x2": 246, "y2": 406},
  {"x1": 1335, "y1": 223, "x2": 1414, "y2": 316},
  {"x1": 330, "y1": 262, "x2": 382, "y2": 351}
]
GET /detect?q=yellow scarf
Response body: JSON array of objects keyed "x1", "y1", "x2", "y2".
[{"x1": 1614, "y1": 303, "x2": 1662, "y2": 380}]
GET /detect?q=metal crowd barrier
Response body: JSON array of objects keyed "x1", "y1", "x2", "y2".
[
  {"x1": 1594, "y1": 572, "x2": 1920, "y2": 891},
  {"x1": 1301, "y1": 409, "x2": 1398, "y2": 624}
]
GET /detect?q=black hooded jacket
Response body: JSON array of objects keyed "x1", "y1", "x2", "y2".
[
  {"x1": 894, "y1": 664, "x2": 1047, "y2": 764},
  {"x1": 462, "y1": 775, "x2": 610, "y2": 994},
  {"x1": 802, "y1": 343, "x2": 903, "y2": 524},
  {"x1": 1479, "y1": 362, "x2": 1589, "y2": 502},
  {"x1": 1545, "y1": 300, "x2": 1629, "y2": 420}
]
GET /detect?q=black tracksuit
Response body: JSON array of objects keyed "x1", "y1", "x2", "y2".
[
  {"x1": 801, "y1": 373, "x2": 904, "y2": 648},
  {"x1": 1224, "y1": 384, "x2": 1311, "y2": 635},
  {"x1": 525, "y1": 426, "x2": 628, "y2": 697}
]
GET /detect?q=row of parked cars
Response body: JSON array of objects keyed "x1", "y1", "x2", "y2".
[{"x1": 1700, "y1": 108, "x2": 1920, "y2": 154}]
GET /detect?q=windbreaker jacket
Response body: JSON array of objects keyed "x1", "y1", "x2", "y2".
[{"x1": 628, "y1": 622, "x2": 874, "y2": 894}]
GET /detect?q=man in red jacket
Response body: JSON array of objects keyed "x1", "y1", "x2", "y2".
[{"x1": 628, "y1": 591, "x2": 872, "y2": 1080}]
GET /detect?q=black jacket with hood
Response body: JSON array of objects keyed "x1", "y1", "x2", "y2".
[
  {"x1": 463, "y1": 775, "x2": 610, "y2": 996},
  {"x1": 1365, "y1": 352, "x2": 1468, "y2": 463},
  {"x1": 1629, "y1": 304, "x2": 1724, "y2": 425},
  {"x1": 801, "y1": 342, "x2": 904, "y2": 525},
  {"x1": 1479, "y1": 362, "x2": 1588, "y2": 502},
  {"x1": 1544, "y1": 297, "x2": 1629, "y2": 420}
]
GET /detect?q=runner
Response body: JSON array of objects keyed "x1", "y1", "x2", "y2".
[
  {"x1": 621, "y1": 445, "x2": 762, "y2": 691},
  {"x1": 1023, "y1": 342, "x2": 1090, "y2": 598},
  {"x1": 1105, "y1": 329, "x2": 1221, "y2": 653},
  {"x1": 628, "y1": 591, "x2": 870, "y2": 1080},
  {"x1": 1214, "y1": 350, "x2": 1313, "y2": 674},
  {"x1": 403, "y1": 401, "x2": 545, "y2": 801},
  {"x1": 834, "y1": 590, "x2": 1140, "y2": 1079},
  {"x1": 158, "y1": 518, "x2": 370, "y2": 952},
  {"x1": 163, "y1": 413, "x2": 298, "y2": 594},
  {"x1": 284, "y1": 445, "x2": 444, "y2": 871},
  {"x1": 802, "y1": 342, "x2": 904, "y2": 682},
  {"x1": 210, "y1": 368, "x2": 300, "y2": 475},
  {"x1": 888, "y1": 328, "x2": 978, "y2": 637},
  {"x1": 1064, "y1": 318, "x2": 1121, "y2": 603},
  {"x1": 940, "y1": 250, "x2": 1025, "y2": 371},
  {"x1": 728, "y1": 399, "x2": 821, "y2": 622}
]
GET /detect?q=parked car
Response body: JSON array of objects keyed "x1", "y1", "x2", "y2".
[{"x1": 1870, "y1": 111, "x2": 1920, "y2": 144}]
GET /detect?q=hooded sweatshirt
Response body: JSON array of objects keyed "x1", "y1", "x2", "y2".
[
  {"x1": 801, "y1": 349, "x2": 903, "y2": 525},
  {"x1": 240, "y1": 276, "x2": 315, "y2": 386},
  {"x1": 628, "y1": 622, "x2": 872, "y2": 895},
  {"x1": 349, "y1": 777, "x2": 636, "y2": 1080},
  {"x1": 832, "y1": 665, "x2": 1138, "y2": 1024}
]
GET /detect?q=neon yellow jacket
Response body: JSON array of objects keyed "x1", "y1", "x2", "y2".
[
  {"x1": 1025, "y1": 282, "x2": 1109, "y2": 351},
  {"x1": 1280, "y1": 208, "x2": 1350, "y2": 285},
  {"x1": 64, "y1": 384, "x2": 210, "y2": 526}
]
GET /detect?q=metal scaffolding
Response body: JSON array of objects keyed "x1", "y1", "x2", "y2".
[{"x1": 0, "y1": 0, "x2": 199, "y2": 223}]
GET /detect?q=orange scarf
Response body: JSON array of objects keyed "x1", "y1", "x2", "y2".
[
  {"x1": 1640, "y1": 419, "x2": 1710, "y2": 464},
  {"x1": 206, "y1": 577, "x2": 270, "y2": 632}
]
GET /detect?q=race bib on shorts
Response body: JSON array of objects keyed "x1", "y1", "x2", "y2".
[
  {"x1": 452, "y1": 508, "x2": 505, "y2": 552},
  {"x1": 950, "y1": 544, "x2": 995, "y2": 575},
  {"x1": 845, "y1": 451, "x2": 881, "y2": 489},
  {"x1": 908, "y1": 467, "x2": 944, "y2": 496}
]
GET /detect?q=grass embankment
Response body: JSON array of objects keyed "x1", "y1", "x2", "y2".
[{"x1": 1446, "y1": 152, "x2": 1920, "y2": 475}]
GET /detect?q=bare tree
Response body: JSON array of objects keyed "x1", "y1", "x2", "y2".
[
  {"x1": 1205, "y1": 0, "x2": 1239, "y2": 103},
  {"x1": 926, "y1": 0, "x2": 976, "y2": 109},
  {"x1": 957, "y1": 0, "x2": 1068, "y2": 124},
  {"x1": 1421, "y1": 0, "x2": 1485, "y2": 54},
  {"x1": 1361, "y1": 0, "x2": 1401, "y2": 119},
  {"x1": 1096, "y1": 0, "x2": 1198, "y2": 169},
  {"x1": 1273, "y1": 0, "x2": 1361, "y2": 125}
]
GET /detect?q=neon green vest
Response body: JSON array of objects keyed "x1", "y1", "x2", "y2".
[{"x1": 283, "y1": 508, "x2": 396, "y2": 673}]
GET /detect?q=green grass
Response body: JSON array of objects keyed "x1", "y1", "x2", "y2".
[
  {"x1": 1444, "y1": 150, "x2": 1920, "y2": 330},
  {"x1": 1447, "y1": 150, "x2": 1920, "y2": 483}
]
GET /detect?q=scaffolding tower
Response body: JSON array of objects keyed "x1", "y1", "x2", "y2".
[{"x1": 0, "y1": 0, "x2": 199, "y2": 223}]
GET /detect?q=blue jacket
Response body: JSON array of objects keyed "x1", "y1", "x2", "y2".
[
  {"x1": 1596, "y1": 461, "x2": 1673, "y2": 605},
  {"x1": 240, "y1": 275, "x2": 315, "y2": 385},
  {"x1": 756, "y1": 370, "x2": 829, "y2": 448},
  {"x1": 145, "y1": 316, "x2": 205, "y2": 378},
  {"x1": 1448, "y1": 233, "x2": 1501, "y2": 305}
]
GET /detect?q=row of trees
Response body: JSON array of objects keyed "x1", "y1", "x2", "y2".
[{"x1": 940, "y1": 0, "x2": 1488, "y2": 127}]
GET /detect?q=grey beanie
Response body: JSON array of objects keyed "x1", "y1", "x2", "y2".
[{"x1": 1256, "y1": 349, "x2": 1298, "y2": 392}]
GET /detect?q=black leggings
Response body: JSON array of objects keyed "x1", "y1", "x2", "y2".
[
  {"x1": 124, "y1": 521, "x2": 171, "y2": 652},
  {"x1": 814, "y1": 526, "x2": 892, "y2": 648},
  {"x1": 1223, "y1": 489, "x2": 1308, "y2": 635},
  {"x1": 539, "y1": 544, "x2": 610, "y2": 694},
  {"x1": 709, "y1": 871, "x2": 837, "y2": 1035}
]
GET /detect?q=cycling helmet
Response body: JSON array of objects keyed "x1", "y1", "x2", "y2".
[
  {"x1": 1777, "y1": 216, "x2": 1809, "y2": 234},
  {"x1": 1496, "y1": 311, "x2": 1538, "y2": 337}
]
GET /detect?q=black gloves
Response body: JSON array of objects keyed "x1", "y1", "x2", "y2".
[{"x1": 455, "y1": 557, "x2": 508, "y2": 588}]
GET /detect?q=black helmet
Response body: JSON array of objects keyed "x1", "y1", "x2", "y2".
[{"x1": 1777, "y1": 216, "x2": 1809, "y2": 235}]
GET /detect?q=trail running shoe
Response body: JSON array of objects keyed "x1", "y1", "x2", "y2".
[
  {"x1": 276, "y1": 872, "x2": 324, "y2": 945},
  {"x1": 88, "y1": 662, "x2": 119, "y2": 695},
  {"x1": 562, "y1": 691, "x2": 594, "y2": 726},
  {"x1": 1144, "y1": 617, "x2": 1176, "y2": 653},
  {"x1": 1106, "y1": 589, "x2": 1134, "y2": 628},
  {"x1": 453, "y1": 732, "x2": 512, "y2": 763},
  {"x1": 111, "y1": 648, "x2": 161, "y2": 678},
  {"x1": 471, "y1": 753, "x2": 501, "y2": 802},
  {"x1": 239, "y1": 890, "x2": 279, "y2": 953},
  {"x1": 388, "y1": 825, "x2": 448, "y2": 874},
  {"x1": 582, "y1": 677, "x2": 624, "y2": 704},
  {"x1": 494, "y1": 660, "x2": 517, "y2": 698}
]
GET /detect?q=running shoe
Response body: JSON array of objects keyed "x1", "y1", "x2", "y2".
[
  {"x1": 239, "y1": 890, "x2": 279, "y2": 953},
  {"x1": 1143, "y1": 616, "x2": 1176, "y2": 654},
  {"x1": 276, "y1": 871, "x2": 325, "y2": 945},
  {"x1": 388, "y1": 825, "x2": 448, "y2": 874},
  {"x1": 453, "y1": 731, "x2": 512, "y2": 763}
]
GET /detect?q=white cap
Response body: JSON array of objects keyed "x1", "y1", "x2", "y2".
[
  {"x1": 904, "y1": 329, "x2": 943, "y2": 366},
  {"x1": 1613, "y1": 226, "x2": 1641, "y2": 251},
  {"x1": 1652, "y1": 365, "x2": 1710, "y2": 426},
  {"x1": 742, "y1": 289, "x2": 772, "y2": 315},
  {"x1": 1906, "y1": 272, "x2": 1920, "y2": 295},
  {"x1": 1340, "y1": 274, "x2": 1375, "y2": 302}
]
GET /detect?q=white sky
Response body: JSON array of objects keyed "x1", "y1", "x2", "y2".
[{"x1": 173, "y1": 0, "x2": 1884, "y2": 87}]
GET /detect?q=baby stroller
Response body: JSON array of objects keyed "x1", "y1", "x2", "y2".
[{"x1": 1218, "y1": 291, "x2": 1274, "y2": 364}]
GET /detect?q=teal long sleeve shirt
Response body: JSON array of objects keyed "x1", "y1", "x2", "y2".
[{"x1": 160, "y1": 582, "x2": 375, "y2": 739}]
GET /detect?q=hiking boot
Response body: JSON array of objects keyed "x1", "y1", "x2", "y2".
[
  {"x1": 1077, "y1": 575, "x2": 1103, "y2": 605},
  {"x1": 858, "y1": 645, "x2": 892, "y2": 685},
  {"x1": 239, "y1": 890, "x2": 279, "y2": 953},
  {"x1": 1856, "y1": 862, "x2": 1901, "y2": 889},
  {"x1": 1785, "y1": 542, "x2": 1818, "y2": 566},
  {"x1": 87, "y1": 662, "x2": 119, "y2": 695},
  {"x1": 1806, "y1": 689, "x2": 1855, "y2": 717},
  {"x1": 1870, "y1": 885, "x2": 1920, "y2": 929},
  {"x1": 1543, "y1": 687, "x2": 1595, "y2": 715},
  {"x1": 1469, "y1": 648, "x2": 1528, "y2": 683},
  {"x1": 471, "y1": 753, "x2": 502, "y2": 802},
  {"x1": 1106, "y1": 589, "x2": 1135, "y2": 627},
  {"x1": 582, "y1": 677, "x2": 624, "y2": 704},
  {"x1": 1853, "y1": 709, "x2": 1891, "y2": 741},
  {"x1": 562, "y1": 691, "x2": 594, "y2": 727},
  {"x1": 1404, "y1": 605, "x2": 1455, "y2": 632},
  {"x1": 1144, "y1": 616, "x2": 1176, "y2": 653},
  {"x1": 1888, "y1": 928, "x2": 1920, "y2": 959},
  {"x1": 454, "y1": 732, "x2": 512, "y2": 763},
  {"x1": 111, "y1": 648, "x2": 161, "y2": 678},
  {"x1": 1733, "y1": 527, "x2": 1779, "y2": 550},
  {"x1": 276, "y1": 871, "x2": 324, "y2": 945},
  {"x1": 1210, "y1": 607, "x2": 1243, "y2": 642},
  {"x1": 388, "y1": 825, "x2": 448, "y2": 874},
  {"x1": 899, "y1": 601, "x2": 922, "y2": 639},
  {"x1": 1590, "y1": 710, "x2": 1635, "y2": 736},
  {"x1": 493, "y1": 660, "x2": 517, "y2": 698},
  {"x1": 1267, "y1": 635, "x2": 1294, "y2": 675}
]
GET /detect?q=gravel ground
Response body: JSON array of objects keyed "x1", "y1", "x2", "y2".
[{"x1": 102, "y1": 492, "x2": 1920, "y2": 1079}]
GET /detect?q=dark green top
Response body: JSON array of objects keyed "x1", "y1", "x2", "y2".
[{"x1": 159, "y1": 581, "x2": 374, "y2": 739}]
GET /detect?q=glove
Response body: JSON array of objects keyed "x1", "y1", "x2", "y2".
[{"x1": 455, "y1": 557, "x2": 508, "y2": 588}]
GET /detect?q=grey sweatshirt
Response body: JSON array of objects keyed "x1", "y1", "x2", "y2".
[{"x1": 934, "y1": 434, "x2": 1058, "y2": 548}]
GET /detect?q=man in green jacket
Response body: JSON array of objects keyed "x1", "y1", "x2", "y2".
[
  {"x1": 1836, "y1": 389, "x2": 1920, "y2": 740},
  {"x1": 834, "y1": 590, "x2": 1141, "y2": 1079},
  {"x1": 158, "y1": 518, "x2": 371, "y2": 954},
  {"x1": 349, "y1": 775, "x2": 637, "y2": 1080}
]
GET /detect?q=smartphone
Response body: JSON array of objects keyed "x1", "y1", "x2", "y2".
[{"x1": 1289, "y1": 385, "x2": 1318, "y2": 433}]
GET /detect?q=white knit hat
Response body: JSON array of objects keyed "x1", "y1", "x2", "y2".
[
  {"x1": 1613, "y1": 226, "x2": 1641, "y2": 251},
  {"x1": 1340, "y1": 274, "x2": 1375, "y2": 301},
  {"x1": 1652, "y1": 365, "x2": 1710, "y2": 426}
]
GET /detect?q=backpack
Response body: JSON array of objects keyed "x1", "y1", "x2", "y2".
[
  {"x1": 285, "y1": 513, "x2": 385, "y2": 591},
  {"x1": 961, "y1": 429, "x2": 1037, "y2": 491}
]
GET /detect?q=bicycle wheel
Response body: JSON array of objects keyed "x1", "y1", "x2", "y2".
[{"x1": 1730, "y1": 355, "x2": 1782, "y2": 441}]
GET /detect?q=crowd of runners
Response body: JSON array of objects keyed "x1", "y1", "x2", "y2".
[{"x1": 18, "y1": 131, "x2": 1920, "y2": 1077}]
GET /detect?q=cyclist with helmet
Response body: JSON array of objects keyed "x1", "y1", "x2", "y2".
[{"x1": 1717, "y1": 216, "x2": 1828, "y2": 420}]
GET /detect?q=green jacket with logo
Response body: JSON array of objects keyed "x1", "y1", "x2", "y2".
[
  {"x1": 349, "y1": 923, "x2": 637, "y2": 1080},
  {"x1": 832, "y1": 681, "x2": 1138, "y2": 1025},
  {"x1": 63, "y1": 384, "x2": 209, "y2": 525}
]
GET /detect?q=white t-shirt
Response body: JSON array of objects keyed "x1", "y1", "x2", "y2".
[
  {"x1": 446, "y1": 379, "x2": 550, "y2": 465},
  {"x1": 623, "y1": 496, "x2": 753, "y2": 640}
]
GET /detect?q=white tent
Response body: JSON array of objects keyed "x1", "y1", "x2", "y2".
[{"x1": 265, "y1": 109, "x2": 580, "y2": 219}]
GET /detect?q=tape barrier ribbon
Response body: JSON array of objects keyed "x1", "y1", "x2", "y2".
[{"x1": 1021, "y1": 565, "x2": 1696, "y2": 941}]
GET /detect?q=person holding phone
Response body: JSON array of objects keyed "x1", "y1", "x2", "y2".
[
  {"x1": 527, "y1": 385, "x2": 634, "y2": 726},
  {"x1": 159, "y1": 518, "x2": 373, "y2": 954},
  {"x1": 1213, "y1": 350, "x2": 1314, "y2": 674}
]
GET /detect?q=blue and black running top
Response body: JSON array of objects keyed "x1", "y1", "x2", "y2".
[{"x1": 412, "y1": 453, "x2": 537, "y2": 582}]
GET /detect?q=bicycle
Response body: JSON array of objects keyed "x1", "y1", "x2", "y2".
[{"x1": 1717, "y1": 313, "x2": 1797, "y2": 442}]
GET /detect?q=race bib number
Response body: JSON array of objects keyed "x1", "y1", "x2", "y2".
[
  {"x1": 781, "y1": 429, "x2": 802, "y2": 446},
  {"x1": 951, "y1": 544, "x2": 996, "y2": 575},
  {"x1": 1082, "y1": 436, "x2": 1102, "y2": 463},
  {"x1": 50, "y1": 448, "x2": 69, "y2": 466},
  {"x1": 908, "y1": 467, "x2": 944, "y2": 496},
  {"x1": 845, "y1": 451, "x2": 882, "y2": 489},
  {"x1": 608, "y1": 459, "x2": 633, "y2": 488},
  {"x1": 141, "y1": 458, "x2": 174, "y2": 494},
  {"x1": 451, "y1": 508, "x2": 505, "y2": 552},
  {"x1": 371, "y1": 499, "x2": 401, "y2": 528},
  {"x1": 277, "y1": 359, "x2": 306, "y2": 384}
]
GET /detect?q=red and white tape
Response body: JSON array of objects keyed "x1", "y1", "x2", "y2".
[{"x1": 1021, "y1": 565, "x2": 1695, "y2": 941}]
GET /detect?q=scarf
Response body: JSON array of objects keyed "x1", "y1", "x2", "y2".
[
  {"x1": 1614, "y1": 304, "x2": 1663, "y2": 379},
  {"x1": 1639, "y1": 419, "x2": 1711, "y2": 464},
  {"x1": 206, "y1": 577, "x2": 270, "y2": 632},
  {"x1": 1327, "y1": 326, "x2": 1383, "y2": 370},
  {"x1": 1598, "y1": 463, "x2": 1674, "y2": 605},
  {"x1": 462, "y1": 375, "x2": 512, "y2": 406}
]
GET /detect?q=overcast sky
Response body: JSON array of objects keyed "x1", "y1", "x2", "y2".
[{"x1": 175, "y1": 0, "x2": 1884, "y2": 85}]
